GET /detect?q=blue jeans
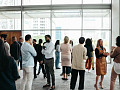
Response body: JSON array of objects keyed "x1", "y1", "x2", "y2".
[
  {"x1": 38, "y1": 63, "x2": 46, "y2": 75},
  {"x1": 55, "y1": 51, "x2": 60, "y2": 68}
]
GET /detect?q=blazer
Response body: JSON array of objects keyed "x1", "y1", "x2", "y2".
[
  {"x1": 18, "y1": 41, "x2": 22, "y2": 57},
  {"x1": 10, "y1": 41, "x2": 20, "y2": 60},
  {"x1": 35, "y1": 44, "x2": 44, "y2": 62},
  {"x1": 72, "y1": 44, "x2": 87, "y2": 70}
]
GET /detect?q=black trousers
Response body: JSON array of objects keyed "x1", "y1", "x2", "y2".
[
  {"x1": 45, "y1": 58, "x2": 55, "y2": 86},
  {"x1": 63, "y1": 66, "x2": 69, "y2": 74},
  {"x1": 70, "y1": 69, "x2": 85, "y2": 89},
  {"x1": 38, "y1": 63, "x2": 46, "y2": 75},
  {"x1": 20, "y1": 60, "x2": 22, "y2": 69},
  {"x1": 34, "y1": 59, "x2": 37, "y2": 78}
]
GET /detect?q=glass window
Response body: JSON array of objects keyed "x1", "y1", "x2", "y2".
[
  {"x1": 83, "y1": 30, "x2": 111, "y2": 63},
  {"x1": 52, "y1": 10, "x2": 82, "y2": 29},
  {"x1": 103, "y1": 11, "x2": 111, "y2": 29},
  {"x1": 23, "y1": 0, "x2": 51, "y2": 5},
  {"x1": 23, "y1": 10, "x2": 50, "y2": 30},
  {"x1": 0, "y1": 11, "x2": 21, "y2": 30},
  {"x1": 52, "y1": 30, "x2": 81, "y2": 45},
  {"x1": 23, "y1": 31, "x2": 50, "y2": 43},
  {"x1": 103, "y1": 0, "x2": 111, "y2": 4},
  {"x1": 0, "y1": 0, "x2": 21, "y2": 6},
  {"x1": 52, "y1": 0, "x2": 82, "y2": 4},
  {"x1": 83, "y1": 0, "x2": 111, "y2": 4},
  {"x1": 83, "y1": 9, "x2": 111, "y2": 29}
]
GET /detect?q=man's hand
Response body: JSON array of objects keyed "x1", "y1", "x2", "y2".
[{"x1": 30, "y1": 43, "x2": 33, "y2": 46}]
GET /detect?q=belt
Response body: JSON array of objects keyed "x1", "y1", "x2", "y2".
[{"x1": 45, "y1": 57, "x2": 54, "y2": 60}]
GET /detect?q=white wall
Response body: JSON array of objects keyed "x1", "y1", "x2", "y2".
[{"x1": 112, "y1": 0, "x2": 120, "y2": 46}]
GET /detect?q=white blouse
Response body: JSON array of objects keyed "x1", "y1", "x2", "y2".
[{"x1": 56, "y1": 45, "x2": 60, "y2": 52}]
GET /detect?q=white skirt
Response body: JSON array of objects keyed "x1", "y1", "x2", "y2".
[{"x1": 114, "y1": 62, "x2": 120, "y2": 74}]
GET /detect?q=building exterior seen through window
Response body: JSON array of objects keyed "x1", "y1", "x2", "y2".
[{"x1": 0, "y1": 0, "x2": 111, "y2": 63}]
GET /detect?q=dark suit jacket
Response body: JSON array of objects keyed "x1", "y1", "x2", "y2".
[
  {"x1": 35, "y1": 44, "x2": 44, "y2": 62},
  {"x1": 10, "y1": 41, "x2": 20, "y2": 60},
  {"x1": 0, "y1": 57, "x2": 19, "y2": 90},
  {"x1": 18, "y1": 41, "x2": 22, "y2": 56}
]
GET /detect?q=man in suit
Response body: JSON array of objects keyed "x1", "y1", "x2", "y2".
[
  {"x1": 10, "y1": 36, "x2": 20, "y2": 73},
  {"x1": 18, "y1": 36, "x2": 24, "y2": 70},
  {"x1": 33, "y1": 39, "x2": 38, "y2": 79}
]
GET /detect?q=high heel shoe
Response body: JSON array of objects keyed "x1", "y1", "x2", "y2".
[
  {"x1": 94, "y1": 84, "x2": 100, "y2": 90},
  {"x1": 99, "y1": 82, "x2": 104, "y2": 89}
]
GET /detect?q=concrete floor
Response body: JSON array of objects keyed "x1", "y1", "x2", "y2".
[{"x1": 16, "y1": 64, "x2": 120, "y2": 90}]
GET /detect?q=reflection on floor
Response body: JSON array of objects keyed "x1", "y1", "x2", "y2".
[{"x1": 16, "y1": 64, "x2": 119, "y2": 90}]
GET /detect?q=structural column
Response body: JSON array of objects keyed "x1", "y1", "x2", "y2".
[{"x1": 112, "y1": 0, "x2": 120, "y2": 46}]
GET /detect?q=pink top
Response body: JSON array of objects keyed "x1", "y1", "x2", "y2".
[{"x1": 60, "y1": 43, "x2": 72, "y2": 66}]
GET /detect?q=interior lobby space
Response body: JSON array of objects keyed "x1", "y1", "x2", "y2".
[
  {"x1": 16, "y1": 64, "x2": 120, "y2": 90},
  {"x1": 0, "y1": 0, "x2": 120, "y2": 90}
]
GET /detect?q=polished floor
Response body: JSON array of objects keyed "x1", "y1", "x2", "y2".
[{"x1": 16, "y1": 64, "x2": 119, "y2": 90}]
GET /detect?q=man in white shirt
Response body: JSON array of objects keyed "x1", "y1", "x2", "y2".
[{"x1": 42, "y1": 35, "x2": 55, "y2": 90}]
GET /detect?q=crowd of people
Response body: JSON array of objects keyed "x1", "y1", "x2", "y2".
[{"x1": 0, "y1": 33, "x2": 120, "y2": 90}]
